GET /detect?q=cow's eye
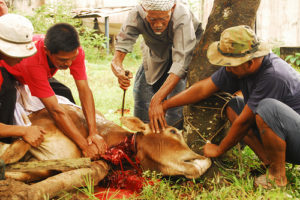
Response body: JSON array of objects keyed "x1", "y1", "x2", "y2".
[{"x1": 170, "y1": 129, "x2": 177, "y2": 134}]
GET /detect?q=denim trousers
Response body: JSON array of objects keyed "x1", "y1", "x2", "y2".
[{"x1": 133, "y1": 65, "x2": 185, "y2": 128}]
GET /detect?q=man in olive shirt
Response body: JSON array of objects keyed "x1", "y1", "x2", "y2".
[{"x1": 111, "y1": 0, "x2": 202, "y2": 131}]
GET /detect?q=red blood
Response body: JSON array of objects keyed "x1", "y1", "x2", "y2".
[{"x1": 97, "y1": 135, "x2": 147, "y2": 198}]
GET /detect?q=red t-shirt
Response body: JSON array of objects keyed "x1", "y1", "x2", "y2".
[
  {"x1": 0, "y1": 69, "x2": 3, "y2": 90},
  {"x1": 2, "y1": 37, "x2": 87, "y2": 98}
]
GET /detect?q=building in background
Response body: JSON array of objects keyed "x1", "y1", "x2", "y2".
[{"x1": 6, "y1": 0, "x2": 300, "y2": 47}]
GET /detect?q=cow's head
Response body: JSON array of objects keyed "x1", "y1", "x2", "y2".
[{"x1": 120, "y1": 116, "x2": 211, "y2": 179}]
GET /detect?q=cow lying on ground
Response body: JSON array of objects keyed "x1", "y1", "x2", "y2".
[{"x1": 0, "y1": 104, "x2": 211, "y2": 199}]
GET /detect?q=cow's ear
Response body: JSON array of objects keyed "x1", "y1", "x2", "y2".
[{"x1": 120, "y1": 116, "x2": 146, "y2": 132}]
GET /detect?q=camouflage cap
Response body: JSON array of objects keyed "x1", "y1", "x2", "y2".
[{"x1": 207, "y1": 25, "x2": 270, "y2": 67}]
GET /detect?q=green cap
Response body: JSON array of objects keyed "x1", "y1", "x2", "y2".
[{"x1": 207, "y1": 25, "x2": 270, "y2": 67}]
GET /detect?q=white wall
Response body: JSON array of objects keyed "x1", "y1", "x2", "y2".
[
  {"x1": 200, "y1": 0, "x2": 300, "y2": 46},
  {"x1": 8, "y1": 0, "x2": 300, "y2": 46}
]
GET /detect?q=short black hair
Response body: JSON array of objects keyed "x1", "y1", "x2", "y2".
[{"x1": 44, "y1": 23, "x2": 80, "y2": 54}]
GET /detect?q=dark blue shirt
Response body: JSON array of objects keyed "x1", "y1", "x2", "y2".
[{"x1": 211, "y1": 53, "x2": 300, "y2": 114}]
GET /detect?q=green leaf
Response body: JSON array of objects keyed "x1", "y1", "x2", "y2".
[
  {"x1": 290, "y1": 57, "x2": 297, "y2": 63},
  {"x1": 285, "y1": 55, "x2": 293, "y2": 61},
  {"x1": 296, "y1": 59, "x2": 300, "y2": 66}
]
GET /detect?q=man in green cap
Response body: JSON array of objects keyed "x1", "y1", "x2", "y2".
[{"x1": 150, "y1": 25, "x2": 300, "y2": 188}]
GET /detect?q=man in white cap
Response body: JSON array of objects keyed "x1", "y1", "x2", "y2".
[
  {"x1": 0, "y1": 13, "x2": 45, "y2": 147},
  {"x1": 111, "y1": 0, "x2": 202, "y2": 132},
  {"x1": 2, "y1": 23, "x2": 107, "y2": 160},
  {"x1": 151, "y1": 25, "x2": 300, "y2": 188}
]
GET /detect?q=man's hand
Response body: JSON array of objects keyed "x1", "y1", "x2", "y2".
[
  {"x1": 149, "y1": 100, "x2": 167, "y2": 134},
  {"x1": 81, "y1": 143, "x2": 101, "y2": 160},
  {"x1": 203, "y1": 143, "x2": 222, "y2": 158},
  {"x1": 87, "y1": 134, "x2": 107, "y2": 155},
  {"x1": 111, "y1": 50, "x2": 133, "y2": 90},
  {"x1": 112, "y1": 66, "x2": 133, "y2": 90},
  {"x1": 22, "y1": 126, "x2": 46, "y2": 147}
]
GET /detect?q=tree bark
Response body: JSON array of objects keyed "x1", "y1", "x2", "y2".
[{"x1": 184, "y1": 0, "x2": 261, "y2": 154}]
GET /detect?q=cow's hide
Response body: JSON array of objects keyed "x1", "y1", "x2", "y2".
[{"x1": 1, "y1": 104, "x2": 211, "y2": 182}]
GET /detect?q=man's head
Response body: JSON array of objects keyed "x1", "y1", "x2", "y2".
[
  {"x1": 140, "y1": 0, "x2": 176, "y2": 35},
  {"x1": 207, "y1": 25, "x2": 270, "y2": 66},
  {"x1": 207, "y1": 25, "x2": 270, "y2": 78},
  {"x1": 44, "y1": 23, "x2": 80, "y2": 70},
  {"x1": 0, "y1": 0, "x2": 8, "y2": 16},
  {"x1": 0, "y1": 13, "x2": 37, "y2": 66}
]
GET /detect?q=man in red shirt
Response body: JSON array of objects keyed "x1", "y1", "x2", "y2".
[
  {"x1": 0, "y1": 13, "x2": 45, "y2": 147},
  {"x1": 0, "y1": 0, "x2": 7, "y2": 16},
  {"x1": 3, "y1": 23, "x2": 106, "y2": 160}
]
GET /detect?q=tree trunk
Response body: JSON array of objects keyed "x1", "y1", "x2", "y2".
[{"x1": 184, "y1": 0, "x2": 261, "y2": 154}]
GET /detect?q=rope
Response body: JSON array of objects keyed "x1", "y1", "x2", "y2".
[
  {"x1": 184, "y1": 92, "x2": 233, "y2": 143},
  {"x1": 184, "y1": 92, "x2": 242, "y2": 172}
]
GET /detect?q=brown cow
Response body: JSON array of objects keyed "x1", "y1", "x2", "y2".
[{"x1": 0, "y1": 104, "x2": 211, "y2": 198}]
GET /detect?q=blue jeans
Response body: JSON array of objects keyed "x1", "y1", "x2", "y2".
[{"x1": 133, "y1": 65, "x2": 185, "y2": 127}]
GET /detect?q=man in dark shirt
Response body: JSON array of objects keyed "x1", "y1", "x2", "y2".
[{"x1": 150, "y1": 25, "x2": 300, "y2": 188}]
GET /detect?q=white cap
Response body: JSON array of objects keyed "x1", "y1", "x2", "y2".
[
  {"x1": 140, "y1": 0, "x2": 175, "y2": 11},
  {"x1": 0, "y1": 14, "x2": 37, "y2": 58}
]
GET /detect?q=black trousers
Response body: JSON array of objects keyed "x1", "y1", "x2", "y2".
[
  {"x1": 0, "y1": 67, "x2": 17, "y2": 143},
  {"x1": 0, "y1": 76, "x2": 75, "y2": 125},
  {"x1": 48, "y1": 77, "x2": 76, "y2": 104},
  {"x1": 0, "y1": 67, "x2": 16, "y2": 125}
]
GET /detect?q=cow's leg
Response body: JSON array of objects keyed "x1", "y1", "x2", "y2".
[
  {"x1": 5, "y1": 170, "x2": 53, "y2": 182},
  {"x1": 0, "y1": 140, "x2": 30, "y2": 164},
  {"x1": 5, "y1": 156, "x2": 55, "y2": 182},
  {"x1": 26, "y1": 160, "x2": 109, "y2": 200}
]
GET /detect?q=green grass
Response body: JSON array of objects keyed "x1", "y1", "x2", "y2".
[
  {"x1": 54, "y1": 50, "x2": 140, "y2": 125},
  {"x1": 15, "y1": 2, "x2": 299, "y2": 198}
]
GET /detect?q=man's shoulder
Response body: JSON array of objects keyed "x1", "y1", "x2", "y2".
[
  {"x1": 262, "y1": 53, "x2": 293, "y2": 75},
  {"x1": 172, "y1": 2, "x2": 200, "y2": 29},
  {"x1": 127, "y1": 5, "x2": 141, "y2": 21},
  {"x1": 172, "y1": 2, "x2": 192, "y2": 20}
]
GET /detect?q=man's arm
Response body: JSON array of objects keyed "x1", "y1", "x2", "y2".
[
  {"x1": 148, "y1": 73, "x2": 180, "y2": 132},
  {"x1": 149, "y1": 77, "x2": 219, "y2": 132},
  {"x1": 40, "y1": 95, "x2": 100, "y2": 159},
  {"x1": 75, "y1": 79, "x2": 106, "y2": 154},
  {"x1": 111, "y1": 50, "x2": 133, "y2": 90},
  {"x1": 0, "y1": 123, "x2": 45, "y2": 147},
  {"x1": 204, "y1": 104, "x2": 255, "y2": 157}
]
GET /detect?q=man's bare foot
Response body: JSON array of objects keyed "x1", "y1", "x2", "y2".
[{"x1": 254, "y1": 174, "x2": 287, "y2": 189}]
